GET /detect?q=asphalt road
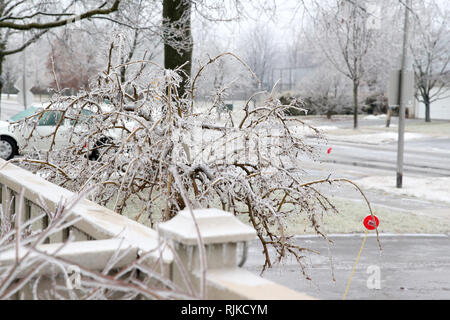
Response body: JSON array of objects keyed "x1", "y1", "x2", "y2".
[
  {"x1": 317, "y1": 138, "x2": 450, "y2": 177},
  {"x1": 244, "y1": 235, "x2": 450, "y2": 300},
  {"x1": 305, "y1": 116, "x2": 450, "y2": 177}
]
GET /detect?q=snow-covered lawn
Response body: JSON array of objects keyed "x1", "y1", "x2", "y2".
[
  {"x1": 284, "y1": 196, "x2": 450, "y2": 234},
  {"x1": 364, "y1": 114, "x2": 387, "y2": 120},
  {"x1": 355, "y1": 175, "x2": 450, "y2": 204},
  {"x1": 327, "y1": 131, "x2": 426, "y2": 144}
]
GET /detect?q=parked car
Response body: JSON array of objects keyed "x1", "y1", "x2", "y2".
[{"x1": 0, "y1": 107, "x2": 130, "y2": 160}]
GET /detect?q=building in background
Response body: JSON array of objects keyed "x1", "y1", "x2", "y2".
[{"x1": 414, "y1": 86, "x2": 450, "y2": 120}]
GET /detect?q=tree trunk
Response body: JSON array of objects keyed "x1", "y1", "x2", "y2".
[
  {"x1": 386, "y1": 108, "x2": 391, "y2": 127},
  {"x1": 353, "y1": 82, "x2": 359, "y2": 129},
  {"x1": 163, "y1": 0, "x2": 193, "y2": 97},
  {"x1": 120, "y1": 29, "x2": 139, "y2": 84},
  {"x1": 424, "y1": 99, "x2": 431, "y2": 122},
  {"x1": 120, "y1": 63, "x2": 126, "y2": 84}
]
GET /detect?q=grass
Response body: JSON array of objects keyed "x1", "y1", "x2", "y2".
[
  {"x1": 284, "y1": 197, "x2": 450, "y2": 235},
  {"x1": 404, "y1": 121, "x2": 450, "y2": 136},
  {"x1": 115, "y1": 191, "x2": 450, "y2": 236}
]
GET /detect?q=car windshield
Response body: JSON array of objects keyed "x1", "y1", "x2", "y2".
[
  {"x1": 69, "y1": 109, "x2": 94, "y2": 125},
  {"x1": 8, "y1": 107, "x2": 39, "y2": 122},
  {"x1": 38, "y1": 111, "x2": 62, "y2": 126},
  {"x1": 9, "y1": 107, "x2": 94, "y2": 125}
]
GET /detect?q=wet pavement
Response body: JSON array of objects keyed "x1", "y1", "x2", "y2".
[{"x1": 244, "y1": 235, "x2": 450, "y2": 299}]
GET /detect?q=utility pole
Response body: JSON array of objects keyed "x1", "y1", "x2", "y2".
[
  {"x1": 22, "y1": 33, "x2": 29, "y2": 110},
  {"x1": 396, "y1": 0, "x2": 411, "y2": 188},
  {"x1": 22, "y1": 48, "x2": 28, "y2": 110}
]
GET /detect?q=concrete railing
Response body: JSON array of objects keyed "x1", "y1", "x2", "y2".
[{"x1": 0, "y1": 159, "x2": 314, "y2": 300}]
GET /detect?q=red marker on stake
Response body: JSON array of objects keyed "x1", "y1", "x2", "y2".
[
  {"x1": 343, "y1": 214, "x2": 380, "y2": 300},
  {"x1": 327, "y1": 147, "x2": 332, "y2": 154},
  {"x1": 363, "y1": 215, "x2": 379, "y2": 230}
]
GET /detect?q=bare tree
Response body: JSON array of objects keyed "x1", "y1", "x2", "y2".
[
  {"x1": 163, "y1": 0, "x2": 193, "y2": 97},
  {"x1": 296, "y1": 63, "x2": 353, "y2": 117},
  {"x1": 104, "y1": 0, "x2": 162, "y2": 83},
  {"x1": 0, "y1": 0, "x2": 121, "y2": 105},
  {"x1": 310, "y1": 0, "x2": 375, "y2": 128},
  {"x1": 410, "y1": 0, "x2": 450, "y2": 122},
  {"x1": 239, "y1": 23, "x2": 278, "y2": 91},
  {"x1": 162, "y1": 0, "x2": 250, "y2": 96},
  {"x1": 46, "y1": 34, "x2": 101, "y2": 95}
]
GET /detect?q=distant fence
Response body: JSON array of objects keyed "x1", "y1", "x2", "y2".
[{"x1": 0, "y1": 159, "x2": 314, "y2": 299}]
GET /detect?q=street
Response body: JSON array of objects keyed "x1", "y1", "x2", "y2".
[
  {"x1": 243, "y1": 116, "x2": 450, "y2": 300},
  {"x1": 296, "y1": 116, "x2": 450, "y2": 220},
  {"x1": 244, "y1": 235, "x2": 450, "y2": 299},
  {"x1": 318, "y1": 138, "x2": 450, "y2": 177}
]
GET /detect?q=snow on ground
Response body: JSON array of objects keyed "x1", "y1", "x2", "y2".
[
  {"x1": 327, "y1": 131, "x2": 426, "y2": 144},
  {"x1": 364, "y1": 114, "x2": 387, "y2": 120},
  {"x1": 314, "y1": 125, "x2": 340, "y2": 131},
  {"x1": 355, "y1": 175, "x2": 450, "y2": 204},
  {"x1": 291, "y1": 125, "x2": 339, "y2": 136}
]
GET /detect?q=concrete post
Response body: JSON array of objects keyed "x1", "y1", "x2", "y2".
[{"x1": 157, "y1": 208, "x2": 257, "y2": 295}]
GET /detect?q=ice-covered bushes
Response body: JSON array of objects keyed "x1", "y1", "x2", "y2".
[{"x1": 11, "y1": 43, "x2": 377, "y2": 275}]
